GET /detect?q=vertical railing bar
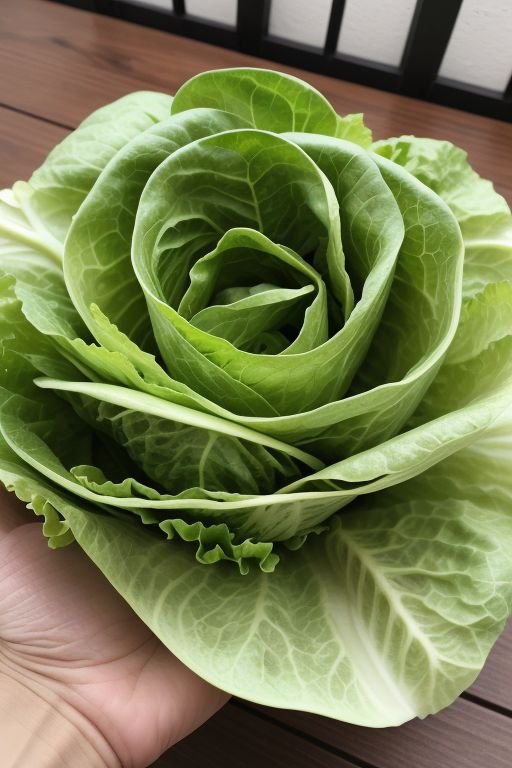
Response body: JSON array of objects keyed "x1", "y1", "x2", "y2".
[
  {"x1": 324, "y1": 0, "x2": 346, "y2": 56},
  {"x1": 236, "y1": 0, "x2": 271, "y2": 55},
  {"x1": 400, "y1": 0, "x2": 463, "y2": 98},
  {"x1": 173, "y1": 0, "x2": 185, "y2": 16}
]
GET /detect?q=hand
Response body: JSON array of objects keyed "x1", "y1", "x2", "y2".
[{"x1": 0, "y1": 489, "x2": 228, "y2": 767}]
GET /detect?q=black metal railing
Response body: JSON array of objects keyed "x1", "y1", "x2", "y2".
[{"x1": 52, "y1": 0, "x2": 512, "y2": 122}]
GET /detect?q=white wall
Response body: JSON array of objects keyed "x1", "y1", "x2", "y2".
[
  {"x1": 186, "y1": 0, "x2": 237, "y2": 26},
  {"x1": 439, "y1": 0, "x2": 512, "y2": 92},
  {"x1": 268, "y1": 0, "x2": 332, "y2": 48},
  {"x1": 336, "y1": 0, "x2": 416, "y2": 66}
]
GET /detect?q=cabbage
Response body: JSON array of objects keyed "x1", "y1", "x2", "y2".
[{"x1": 0, "y1": 68, "x2": 511, "y2": 726}]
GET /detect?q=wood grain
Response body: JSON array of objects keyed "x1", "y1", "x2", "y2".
[
  {"x1": 0, "y1": 107, "x2": 69, "y2": 188},
  {"x1": 152, "y1": 702, "x2": 361, "y2": 768},
  {"x1": 257, "y1": 697, "x2": 510, "y2": 768},
  {"x1": 1, "y1": 0, "x2": 510, "y2": 201}
]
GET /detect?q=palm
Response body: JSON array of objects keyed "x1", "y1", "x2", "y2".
[{"x1": 0, "y1": 491, "x2": 227, "y2": 768}]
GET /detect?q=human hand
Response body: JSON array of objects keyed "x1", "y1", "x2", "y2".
[{"x1": 0, "y1": 489, "x2": 228, "y2": 767}]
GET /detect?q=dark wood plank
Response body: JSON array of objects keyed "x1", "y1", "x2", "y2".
[
  {"x1": 468, "y1": 622, "x2": 512, "y2": 713},
  {"x1": 0, "y1": 107, "x2": 69, "y2": 188},
  {"x1": 257, "y1": 697, "x2": 510, "y2": 768},
  {"x1": 0, "y1": 0, "x2": 510, "y2": 201},
  {"x1": 151, "y1": 702, "x2": 361, "y2": 768}
]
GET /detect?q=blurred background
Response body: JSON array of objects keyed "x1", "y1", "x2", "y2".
[{"x1": 55, "y1": 0, "x2": 511, "y2": 121}]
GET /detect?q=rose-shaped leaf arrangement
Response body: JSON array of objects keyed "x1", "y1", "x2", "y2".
[{"x1": 1, "y1": 68, "x2": 511, "y2": 726}]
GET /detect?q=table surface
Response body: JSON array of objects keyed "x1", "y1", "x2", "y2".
[{"x1": 1, "y1": 1, "x2": 511, "y2": 766}]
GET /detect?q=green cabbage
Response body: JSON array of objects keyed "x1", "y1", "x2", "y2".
[{"x1": 1, "y1": 68, "x2": 511, "y2": 726}]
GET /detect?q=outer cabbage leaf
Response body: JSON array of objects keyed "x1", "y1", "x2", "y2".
[
  {"x1": 18, "y1": 91, "x2": 172, "y2": 243},
  {"x1": 372, "y1": 136, "x2": 510, "y2": 238},
  {"x1": 335, "y1": 113, "x2": 372, "y2": 148},
  {"x1": 50, "y1": 409, "x2": 512, "y2": 726}
]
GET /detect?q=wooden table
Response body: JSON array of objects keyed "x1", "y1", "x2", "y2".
[{"x1": 1, "y1": 2, "x2": 511, "y2": 766}]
